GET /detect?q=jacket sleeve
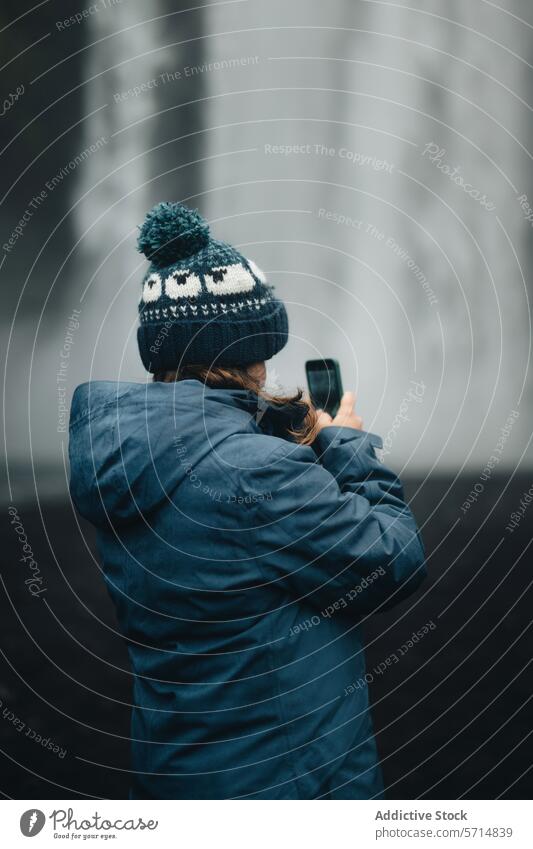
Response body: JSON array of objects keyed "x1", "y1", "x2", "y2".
[{"x1": 252, "y1": 426, "x2": 427, "y2": 615}]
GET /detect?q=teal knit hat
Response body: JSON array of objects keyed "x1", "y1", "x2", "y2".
[{"x1": 136, "y1": 203, "x2": 289, "y2": 372}]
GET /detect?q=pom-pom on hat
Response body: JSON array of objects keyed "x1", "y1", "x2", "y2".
[
  {"x1": 136, "y1": 202, "x2": 289, "y2": 372},
  {"x1": 137, "y1": 202, "x2": 210, "y2": 266}
]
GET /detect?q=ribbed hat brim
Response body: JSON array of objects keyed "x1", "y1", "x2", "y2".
[{"x1": 137, "y1": 299, "x2": 289, "y2": 372}]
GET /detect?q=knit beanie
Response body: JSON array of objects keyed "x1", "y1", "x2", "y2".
[{"x1": 136, "y1": 203, "x2": 289, "y2": 372}]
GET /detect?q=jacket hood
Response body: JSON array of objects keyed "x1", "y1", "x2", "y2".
[{"x1": 68, "y1": 379, "x2": 307, "y2": 527}]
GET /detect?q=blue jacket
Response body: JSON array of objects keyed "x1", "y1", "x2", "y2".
[{"x1": 68, "y1": 379, "x2": 426, "y2": 799}]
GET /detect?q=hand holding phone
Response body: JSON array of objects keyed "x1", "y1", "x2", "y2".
[
  {"x1": 305, "y1": 358, "x2": 363, "y2": 431},
  {"x1": 316, "y1": 391, "x2": 363, "y2": 432}
]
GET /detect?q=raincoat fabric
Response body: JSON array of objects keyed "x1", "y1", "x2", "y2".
[{"x1": 69, "y1": 379, "x2": 426, "y2": 799}]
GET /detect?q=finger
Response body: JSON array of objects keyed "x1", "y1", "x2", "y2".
[
  {"x1": 316, "y1": 410, "x2": 333, "y2": 426},
  {"x1": 337, "y1": 391, "x2": 355, "y2": 416}
]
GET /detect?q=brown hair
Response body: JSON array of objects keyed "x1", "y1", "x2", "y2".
[{"x1": 153, "y1": 364, "x2": 319, "y2": 445}]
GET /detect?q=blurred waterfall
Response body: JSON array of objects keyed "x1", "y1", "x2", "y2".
[
  {"x1": 74, "y1": 0, "x2": 207, "y2": 384},
  {"x1": 204, "y1": 0, "x2": 532, "y2": 471},
  {"x1": 2, "y1": 0, "x2": 531, "y2": 481},
  {"x1": 73, "y1": 1, "x2": 165, "y2": 385}
]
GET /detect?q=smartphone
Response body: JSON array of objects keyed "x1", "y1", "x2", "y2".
[{"x1": 305, "y1": 359, "x2": 344, "y2": 417}]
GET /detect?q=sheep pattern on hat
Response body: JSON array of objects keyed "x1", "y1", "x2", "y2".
[{"x1": 136, "y1": 203, "x2": 289, "y2": 372}]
